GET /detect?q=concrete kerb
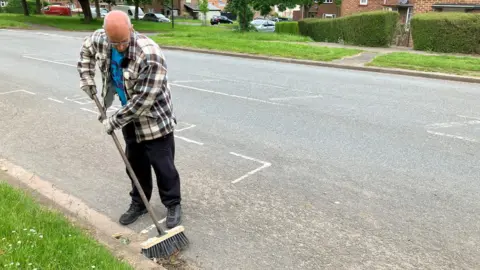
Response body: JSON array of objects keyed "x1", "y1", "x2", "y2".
[
  {"x1": 0, "y1": 158, "x2": 165, "y2": 270},
  {"x1": 161, "y1": 46, "x2": 480, "y2": 84}
]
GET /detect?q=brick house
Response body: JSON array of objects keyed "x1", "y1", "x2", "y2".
[
  {"x1": 142, "y1": 0, "x2": 200, "y2": 17},
  {"x1": 291, "y1": 0, "x2": 340, "y2": 20},
  {"x1": 341, "y1": 0, "x2": 480, "y2": 25},
  {"x1": 209, "y1": 0, "x2": 227, "y2": 10},
  {"x1": 308, "y1": 0, "x2": 340, "y2": 18}
]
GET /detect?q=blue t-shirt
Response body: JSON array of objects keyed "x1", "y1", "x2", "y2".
[{"x1": 111, "y1": 48, "x2": 128, "y2": 106}]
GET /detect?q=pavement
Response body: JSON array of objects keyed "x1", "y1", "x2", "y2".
[{"x1": 1, "y1": 29, "x2": 480, "y2": 270}]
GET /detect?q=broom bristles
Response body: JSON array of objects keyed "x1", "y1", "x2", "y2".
[{"x1": 140, "y1": 225, "x2": 189, "y2": 259}]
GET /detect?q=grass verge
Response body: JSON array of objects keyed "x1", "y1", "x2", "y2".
[
  {"x1": 0, "y1": 19, "x2": 29, "y2": 29},
  {"x1": 0, "y1": 181, "x2": 133, "y2": 269},
  {"x1": 0, "y1": 14, "x2": 186, "y2": 31},
  {"x1": 367, "y1": 52, "x2": 480, "y2": 77},
  {"x1": 153, "y1": 33, "x2": 361, "y2": 61},
  {"x1": 0, "y1": 14, "x2": 361, "y2": 61}
]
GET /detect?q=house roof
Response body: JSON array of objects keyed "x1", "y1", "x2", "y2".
[{"x1": 184, "y1": 3, "x2": 221, "y2": 11}]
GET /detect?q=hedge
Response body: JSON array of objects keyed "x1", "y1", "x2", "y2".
[
  {"x1": 411, "y1": 12, "x2": 480, "y2": 54},
  {"x1": 275, "y1": 21, "x2": 299, "y2": 35},
  {"x1": 298, "y1": 11, "x2": 399, "y2": 47}
]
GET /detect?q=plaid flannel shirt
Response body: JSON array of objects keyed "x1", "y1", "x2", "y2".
[{"x1": 77, "y1": 29, "x2": 176, "y2": 142}]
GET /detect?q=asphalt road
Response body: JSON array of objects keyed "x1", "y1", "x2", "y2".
[{"x1": 1, "y1": 29, "x2": 480, "y2": 270}]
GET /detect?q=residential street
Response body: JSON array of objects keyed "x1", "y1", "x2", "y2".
[{"x1": 1, "y1": 29, "x2": 479, "y2": 269}]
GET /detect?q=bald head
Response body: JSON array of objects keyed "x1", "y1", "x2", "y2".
[{"x1": 103, "y1": 10, "x2": 133, "y2": 52}]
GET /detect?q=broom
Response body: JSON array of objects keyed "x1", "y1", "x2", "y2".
[{"x1": 92, "y1": 94, "x2": 189, "y2": 259}]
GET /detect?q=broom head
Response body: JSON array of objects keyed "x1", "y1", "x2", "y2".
[{"x1": 140, "y1": 225, "x2": 189, "y2": 259}]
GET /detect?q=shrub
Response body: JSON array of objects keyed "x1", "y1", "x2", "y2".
[
  {"x1": 4, "y1": 0, "x2": 35, "y2": 14},
  {"x1": 3, "y1": 0, "x2": 48, "y2": 14},
  {"x1": 298, "y1": 11, "x2": 399, "y2": 47},
  {"x1": 298, "y1": 17, "x2": 318, "y2": 37},
  {"x1": 411, "y1": 12, "x2": 480, "y2": 54},
  {"x1": 275, "y1": 21, "x2": 299, "y2": 35}
]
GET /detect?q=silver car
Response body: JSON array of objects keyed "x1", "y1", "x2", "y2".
[
  {"x1": 143, "y1": 13, "x2": 171, "y2": 23},
  {"x1": 250, "y1": 19, "x2": 276, "y2": 32}
]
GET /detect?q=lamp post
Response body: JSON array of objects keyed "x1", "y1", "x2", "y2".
[{"x1": 171, "y1": 0, "x2": 175, "y2": 29}]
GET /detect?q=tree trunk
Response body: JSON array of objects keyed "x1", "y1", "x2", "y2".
[
  {"x1": 21, "y1": 0, "x2": 30, "y2": 16},
  {"x1": 79, "y1": 0, "x2": 93, "y2": 23},
  {"x1": 35, "y1": 0, "x2": 41, "y2": 14},
  {"x1": 95, "y1": 0, "x2": 101, "y2": 19},
  {"x1": 134, "y1": 0, "x2": 139, "y2": 20}
]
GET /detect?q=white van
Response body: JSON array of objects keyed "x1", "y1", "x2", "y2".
[{"x1": 111, "y1": 5, "x2": 145, "y2": 19}]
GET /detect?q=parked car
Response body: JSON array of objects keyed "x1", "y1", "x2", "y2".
[
  {"x1": 210, "y1": 15, "x2": 233, "y2": 25},
  {"x1": 90, "y1": 6, "x2": 108, "y2": 18},
  {"x1": 41, "y1": 5, "x2": 72, "y2": 16},
  {"x1": 250, "y1": 19, "x2": 276, "y2": 33},
  {"x1": 111, "y1": 5, "x2": 145, "y2": 20},
  {"x1": 143, "y1": 13, "x2": 171, "y2": 23}
]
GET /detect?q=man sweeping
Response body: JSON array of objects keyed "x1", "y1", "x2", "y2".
[{"x1": 76, "y1": 10, "x2": 182, "y2": 229}]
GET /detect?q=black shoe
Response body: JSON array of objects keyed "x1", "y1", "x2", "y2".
[
  {"x1": 166, "y1": 204, "x2": 182, "y2": 229},
  {"x1": 119, "y1": 203, "x2": 148, "y2": 225}
]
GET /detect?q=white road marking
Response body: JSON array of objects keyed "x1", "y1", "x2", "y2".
[
  {"x1": 171, "y1": 83, "x2": 286, "y2": 106},
  {"x1": 183, "y1": 72, "x2": 313, "y2": 93},
  {"x1": 22, "y1": 55, "x2": 76, "y2": 67},
  {"x1": 456, "y1": 114, "x2": 480, "y2": 121},
  {"x1": 0, "y1": 90, "x2": 36, "y2": 95},
  {"x1": 175, "y1": 123, "x2": 196, "y2": 132},
  {"x1": 47, "y1": 98, "x2": 64, "y2": 104},
  {"x1": 106, "y1": 106, "x2": 122, "y2": 113},
  {"x1": 64, "y1": 96, "x2": 94, "y2": 105},
  {"x1": 426, "y1": 130, "x2": 478, "y2": 143},
  {"x1": 34, "y1": 32, "x2": 84, "y2": 40},
  {"x1": 53, "y1": 59, "x2": 78, "y2": 62},
  {"x1": 140, "y1": 218, "x2": 167, "y2": 234},
  {"x1": 174, "y1": 135, "x2": 204, "y2": 145},
  {"x1": 229, "y1": 152, "x2": 271, "y2": 184},
  {"x1": 80, "y1": 108, "x2": 97, "y2": 114},
  {"x1": 172, "y1": 79, "x2": 220, "y2": 83},
  {"x1": 269, "y1": 94, "x2": 323, "y2": 101},
  {"x1": 425, "y1": 120, "x2": 480, "y2": 129}
]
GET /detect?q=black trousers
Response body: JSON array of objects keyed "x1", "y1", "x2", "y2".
[{"x1": 122, "y1": 122, "x2": 181, "y2": 208}]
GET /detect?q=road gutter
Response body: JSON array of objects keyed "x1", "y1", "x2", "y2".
[
  {"x1": 161, "y1": 46, "x2": 480, "y2": 84},
  {"x1": 0, "y1": 158, "x2": 165, "y2": 270}
]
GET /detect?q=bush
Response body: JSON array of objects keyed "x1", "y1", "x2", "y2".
[
  {"x1": 411, "y1": 12, "x2": 480, "y2": 54},
  {"x1": 298, "y1": 18, "x2": 317, "y2": 37},
  {"x1": 298, "y1": 11, "x2": 399, "y2": 47},
  {"x1": 3, "y1": 0, "x2": 47, "y2": 14},
  {"x1": 275, "y1": 21, "x2": 299, "y2": 35}
]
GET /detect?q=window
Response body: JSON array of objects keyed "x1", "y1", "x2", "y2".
[
  {"x1": 324, "y1": 0, "x2": 333, "y2": 3},
  {"x1": 323, "y1": 13, "x2": 336, "y2": 18},
  {"x1": 360, "y1": 0, "x2": 368, "y2": 5}
]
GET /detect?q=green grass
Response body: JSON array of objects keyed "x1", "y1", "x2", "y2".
[
  {"x1": 0, "y1": 181, "x2": 133, "y2": 269},
  {"x1": 154, "y1": 29, "x2": 360, "y2": 61},
  {"x1": 0, "y1": 13, "x2": 192, "y2": 31},
  {"x1": 154, "y1": 34, "x2": 361, "y2": 61},
  {"x1": 0, "y1": 13, "x2": 361, "y2": 61},
  {"x1": 0, "y1": 18, "x2": 29, "y2": 29},
  {"x1": 367, "y1": 52, "x2": 480, "y2": 77}
]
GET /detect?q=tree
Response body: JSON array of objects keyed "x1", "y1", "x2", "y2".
[
  {"x1": 20, "y1": 0, "x2": 29, "y2": 16},
  {"x1": 126, "y1": 0, "x2": 152, "y2": 20},
  {"x1": 94, "y1": 0, "x2": 101, "y2": 19},
  {"x1": 35, "y1": 0, "x2": 41, "y2": 14},
  {"x1": 199, "y1": 0, "x2": 209, "y2": 26},
  {"x1": 225, "y1": 0, "x2": 254, "y2": 31},
  {"x1": 78, "y1": 0, "x2": 93, "y2": 23}
]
